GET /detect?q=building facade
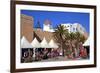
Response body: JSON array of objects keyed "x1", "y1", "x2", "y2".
[
  {"x1": 43, "y1": 19, "x2": 54, "y2": 32},
  {"x1": 61, "y1": 23, "x2": 88, "y2": 38},
  {"x1": 21, "y1": 14, "x2": 34, "y2": 42}
]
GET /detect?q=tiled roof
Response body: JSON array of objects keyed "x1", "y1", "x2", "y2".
[{"x1": 33, "y1": 29, "x2": 56, "y2": 43}]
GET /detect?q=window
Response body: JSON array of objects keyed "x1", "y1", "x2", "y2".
[
  {"x1": 73, "y1": 28, "x2": 75, "y2": 31},
  {"x1": 76, "y1": 28, "x2": 78, "y2": 31}
]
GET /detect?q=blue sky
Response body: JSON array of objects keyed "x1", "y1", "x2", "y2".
[{"x1": 21, "y1": 10, "x2": 90, "y2": 33}]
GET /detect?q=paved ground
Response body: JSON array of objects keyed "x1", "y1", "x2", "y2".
[{"x1": 39, "y1": 56, "x2": 84, "y2": 62}]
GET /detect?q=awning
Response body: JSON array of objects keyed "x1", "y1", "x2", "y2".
[
  {"x1": 49, "y1": 39, "x2": 58, "y2": 48},
  {"x1": 83, "y1": 37, "x2": 90, "y2": 46},
  {"x1": 31, "y1": 37, "x2": 41, "y2": 48},
  {"x1": 40, "y1": 37, "x2": 50, "y2": 48},
  {"x1": 21, "y1": 36, "x2": 33, "y2": 48}
]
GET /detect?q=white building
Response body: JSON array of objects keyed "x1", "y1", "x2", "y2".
[
  {"x1": 43, "y1": 20, "x2": 88, "y2": 38},
  {"x1": 61, "y1": 23, "x2": 87, "y2": 35},
  {"x1": 43, "y1": 19, "x2": 54, "y2": 32}
]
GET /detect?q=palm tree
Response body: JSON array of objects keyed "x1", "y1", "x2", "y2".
[
  {"x1": 75, "y1": 32, "x2": 86, "y2": 47},
  {"x1": 79, "y1": 35, "x2": 86, "y2": 44},
  {"x1": 69, "y1": 32, "x2": 76, "y2": 54},
  {"x1": 69, "y1": 32, "x2": 76, "y2": 49},
  {"x1": 73, "y1": 32, "x2": 86, "y2": 57},
  {"x1": 75, "y1": 32, "x2": 81, "y2": 42},
  {"x1": 54, "y1": 25, "x2": 68, "y2": 56},
  {"x1": 70, "y1": 32, "x2": 76, "y2": 41},
  {"x1": 65, "y1": 30, "x2": 70, "y2": 41},
  {"x1": 74, "y1": 32, "x2": 81, "y2": 48}
]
